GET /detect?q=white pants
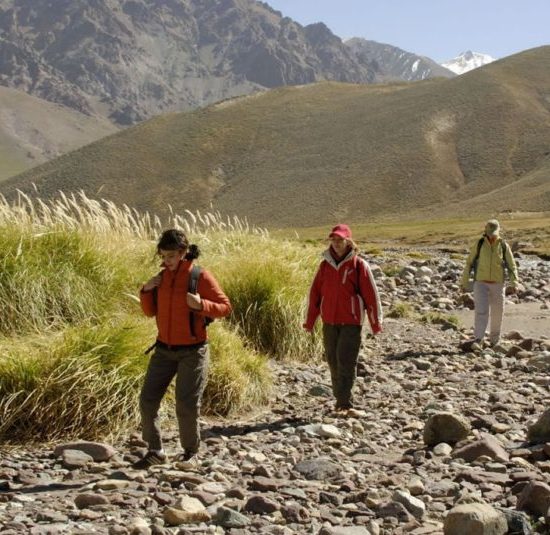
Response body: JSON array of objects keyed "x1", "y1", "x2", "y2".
[{"x1": 473, "y1": 281, "x2": 505, "y2": 342}]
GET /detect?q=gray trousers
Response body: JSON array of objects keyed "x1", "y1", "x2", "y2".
[
  {"x1": 139, "y1": 343, "x2": 209, "y2": 452},
  {"x1": 473, "y1": 281, "x2": 505, "y2": 342},
  {"x1": 322, "y1": 323, "x2": 362, "y2": 409}
]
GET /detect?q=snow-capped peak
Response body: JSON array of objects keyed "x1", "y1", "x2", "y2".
[{"x1": 441, "y1": 50, "x2": 496, "y2": 75}]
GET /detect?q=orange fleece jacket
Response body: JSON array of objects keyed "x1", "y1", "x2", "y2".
[{"x1": 140, "y1": 260, "x2": 231, "y2": 345}]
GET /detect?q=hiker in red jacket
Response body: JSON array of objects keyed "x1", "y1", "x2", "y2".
[
  {"x1": 133, "y1": 229, "x2": 231, "y2": 470},
  {"x1": 303, "y1": 224, "x2": 383, "y2": 414}
]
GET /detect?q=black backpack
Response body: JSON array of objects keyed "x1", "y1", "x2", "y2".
[{"x1": 188, "y1": 265, "x2": 214, "y2": 336}]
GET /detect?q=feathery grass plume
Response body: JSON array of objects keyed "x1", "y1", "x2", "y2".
[
  {"x1": 0, "y1": 226, "x2": 151, "y2": 335},
  {"x1": 203, "y1": 323, "x2": 271, "y2": 416}
]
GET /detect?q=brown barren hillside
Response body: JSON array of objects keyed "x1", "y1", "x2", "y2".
[
  {"x1": 2, "y1": 46, "x2": 550, "y2": 227},
  {"x1": 0, "y1": 86, "x2": 117, "y2": 183}
]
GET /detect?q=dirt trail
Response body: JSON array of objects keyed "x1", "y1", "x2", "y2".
[{"x1": 453, "y1": 301, "x2": 550, "y2": 339}]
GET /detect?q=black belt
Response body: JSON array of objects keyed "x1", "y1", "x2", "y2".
[{"x1": 145, "y1": 340, "x2": 207, "y2": 354}]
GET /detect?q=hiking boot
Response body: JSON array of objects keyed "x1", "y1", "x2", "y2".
[
  {"x1": 132, "y1": 450, "x2": 166, "y2": 470},
  {"x1": 331, "y1": 402, "x2": 353, "y2": 417},
  {"x1": 346, "y1": 408, "x2": 367, "y2": 418},
  {"x1": 174, "y1": 450, "x2": 200, "y2": 470},
  {"x1": 459, "y1": 339, "x2": 482, "y2": 352},
  {"x1": 334, "y1": 401, "x2": 353, "y2": 411}
]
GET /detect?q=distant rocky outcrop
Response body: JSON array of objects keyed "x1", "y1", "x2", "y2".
[
  {"x1": 346, "y1": 38, "x2": 455, "y2": 81},
  {"x1": 0, "y1": 0, "x2": 451, "y2": 126}
]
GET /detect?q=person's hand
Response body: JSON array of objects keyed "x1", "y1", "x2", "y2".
[
  {"x1": 143, "y1": 274, "x2": 162, "y2": 292},
  {"x1": 302, "y1": 323, "x2": 313, "y2": 333},
  {"x1": 187, "y1": 292, "x2": 203, "y2": 310}
]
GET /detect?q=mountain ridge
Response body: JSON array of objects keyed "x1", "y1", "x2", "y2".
[
  {"x1": 0, "y1": 0, "x2": 455, "y2": 127},
  {"x1": 347, "y1": 38, "x2": 455, "y2": 81}
]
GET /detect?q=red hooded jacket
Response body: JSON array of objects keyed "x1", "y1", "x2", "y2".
[
  {"x1": 304, "y1": 249, "x2": 383, "y2": 333},
  {"x1": 140, "y1": 259, "x2": 231, "y2": 345}
]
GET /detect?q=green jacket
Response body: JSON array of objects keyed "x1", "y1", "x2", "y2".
[{"x1": 461, "y1": 236, "x2": 519, "y2": 289}]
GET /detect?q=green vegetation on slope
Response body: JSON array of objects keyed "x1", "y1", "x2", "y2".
[
  {"x1": 287, "y1": 214, "x2": 550, "y2": 258},
  {"x1": 3, "y1": 47, "x2": 550, "y2": 226}
]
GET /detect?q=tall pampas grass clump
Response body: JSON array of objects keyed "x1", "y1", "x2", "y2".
[{"x1": 0, "y1": 192, "x2": 276, "y2": 442}]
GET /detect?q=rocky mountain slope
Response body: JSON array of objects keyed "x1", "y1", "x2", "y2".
[
  {"x1": 1, "y1": 250, "x2": 549, "y2": 533},
  {"x1": 0, "y1": 85, "x2": 117, "y2": 182},
  {"x1": 346, "y1": 39, "x2": 455, "y2": 81},
  {"x1": 0, "y1": 0, "x2": 455, "y2": 128},
  {"x1": 0, "y1": 0, "x2": 374, "y2": 125},
  {"x1": 3, "y1": 46, "x2": 549, "y2": 226}
]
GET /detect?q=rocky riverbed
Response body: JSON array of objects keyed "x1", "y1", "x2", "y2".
[{"x1": 1, "y1": 252, "x2": 549, "y2": 535}]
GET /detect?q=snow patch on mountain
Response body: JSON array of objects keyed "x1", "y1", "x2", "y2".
[{"x1": 442, "y1": 50, "x2": 496, "y2": 75}]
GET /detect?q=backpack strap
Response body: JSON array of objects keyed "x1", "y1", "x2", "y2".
[
  {"x1": 188, "y1": 265, "x2": 201, "y2": 338},
  {"x1": 501, "y1": 240, "x2": 510, "y2": 276},
  {"x1": 152, "y1": 269, "x2": 164, "y2": 307},
  {"x1": 471, "y1": 237, "x2": 485, "y2": 278},
  {"x1": 189, "y1": 265, "x2": 201, "y2": 294}
]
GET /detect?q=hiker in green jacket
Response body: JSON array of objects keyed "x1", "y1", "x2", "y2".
[{"x1": 461, "y1": 219, "x2": 519, "y2": 347}]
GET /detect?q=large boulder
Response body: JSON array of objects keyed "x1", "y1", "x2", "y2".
[
  {"x1": 527, "y1": 409, "x2": 550, "y2": 443},
  {"x1": 444, "y1": 503, "x2": 507, "y2": 535},
  {"x1": 293, "y1": 458, "x2": 340, "y2": 480},
  {"x1": 53, "y1": 441, "x2": 116, "y2": 462},
  {"x1": 424, "y1": 412, "x2": 471, "y2": 446},
  {"x1": 517, "y1": 481, "x2": 550, "y2": 516},
  {"x1": 452, "y1": 435, "x2": 509, "y2": 462}
]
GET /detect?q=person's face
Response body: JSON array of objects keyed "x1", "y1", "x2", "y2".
[
  {"x1": 329, "y1": 235, "x2": 348, "y2": 256},
  {"x1": 159, "y1": 248, "x2": 185, "y2": 271}
]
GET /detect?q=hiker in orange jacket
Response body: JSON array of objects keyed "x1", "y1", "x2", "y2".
[
  {"x1": 304, "y1": 224, "x2": 383, "y2": 414},
  {"x1": 133, "y1": 229, "x2": 231, "y2": 469}
]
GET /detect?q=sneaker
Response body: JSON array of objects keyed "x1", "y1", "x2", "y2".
[
  {"x1": 132, "y1": 450, "x2": 167, "y2": 470},
  {"x1": 174, "y1": 450, "x2": 200, "y2": 470}
]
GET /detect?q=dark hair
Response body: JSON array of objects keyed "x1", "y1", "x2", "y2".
[{"x1": 156, "y1": 229, "x2": 200, "y2": 260}]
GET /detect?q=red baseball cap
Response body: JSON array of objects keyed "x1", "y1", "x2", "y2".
[{"x1": 329, "y1": 224, "x2": 352, "y2": 239}]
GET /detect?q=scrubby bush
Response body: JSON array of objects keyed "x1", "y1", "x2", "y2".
[{"x1": 386, "y1": 301, "x2": 416, "y2": 319}]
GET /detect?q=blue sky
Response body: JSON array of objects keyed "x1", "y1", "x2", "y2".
[{"x1": 265, "y1": 0, "x2": 550, "y2": 62}]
